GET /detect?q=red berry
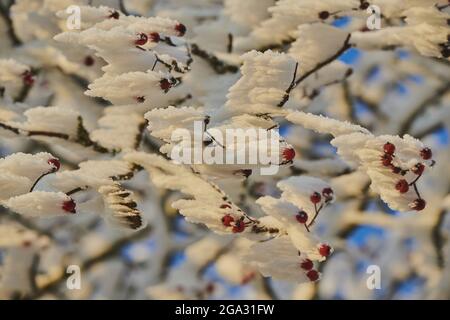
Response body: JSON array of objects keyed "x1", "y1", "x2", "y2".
[
  {"x1": 318, "y1": 244, "x2": 332, "y2": 257},
  {"x1": 383, "y1": 142, "x2": 396, "y2": 155},
  {"x1": 381, "y1": 154, "x2": 393, "y2": 166},
  {"x1": 136, "y1": 96, "x2": 145, "y2": 103},
  {"x1": 22, "y1": 71, "x2": 34, "y2": 86},
  {"x1": 420, "y1": 148, "x2": 432, "y2": 160},
  {"x1": 412, "y1": 163, "x2": 425, "y2": 175},
  {"x1": 232, "y1": 220, "x2": 246, "y2": 233},
  {"x1": 300, "y1": 259, "x2": 313, "y2": 270},
  {"x1": 47, "y1": 158, "x2": 60, "y2": 172},
  {"x1": 62, "y1": 199, "x2": 76, "y2": 214},
  {"x1": 306, "y1": 270, "x2": 319, "y2": 282},
  {"x1": 282, "y1": 148, "x2": 296, "y2": 162},
  {"x1": 296, "y1": 211, "x2": 308, "y2": 224},
  {"x1": 318, "y1": 11, "x2": 330, "y2": 20},
  {"x1": 310, "y1": 192, "x2": 321, "y2": 204},
  {"x1": 411, "y1": 199, "x2": 426, "y2": 211},
  {"x1": 135, "y1": 33, "x2": 148, "y2": 46},
  {"x1": 395, "y1": 179, "x2": 409, "y2": 193},
  {"x1": 84, "y1": 55, "x2": 95, "y2": 66},
  {"x1": 149, "y1": 32, "x2": 160, "y2": 43},
  {"x1": 160, "y1": 79, "x2": 171, "y2": 92},
  {"x1": 221, "y1": 214, "x2": 234, "y2": 227},
  {"x1": 322, "y1": 187, "x2": 334, "y2": 200},
  {"x1": 175, "y1": 23, "x2": 187, "y2": 36},
  {"x1": 108, "y1": 10, "x2": 119, "y2": 19}
]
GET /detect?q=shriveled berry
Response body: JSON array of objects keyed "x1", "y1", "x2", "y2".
[
  {"x1": 420, "y1": 148, "x2": 432, "y2": 160},
  {"x1": 395, "y1": 179, "x2": 409, "y2": 193},
  {"x1": 84, "y1": 55, "x2": 95, "y2": 66},
  {"x1": 149, "y1": 32, "x2": 160, "y2": 43},
  {"x1": 296, "y1": 211, "x2": 308, "y2": 224},
  {"x1": 391, "y1": 166, "x2": 402, "y2": 174},
  {"x1": 411, "y1": 199, "x2": 426, "y2": 211},
  {"x1": 175, "y1": 23, "x2": 187, "y2": 36},
  {"x1": 232, "y1": 220, "x2": 245, "y2": 233},
  {"x1": 135, "y1": 33, "x2": 148, "y2": 46},
  {"x1": 300, "y1": 259, "x2": 313, "y2": 270},
  {"x1": 109, "y1": 10, "x2": 119, "y2": 19},
  {"x1": 381, "y1": 154, "x2": 393, "y2": 166},
  {"x1": 282, "y1": 148, "x2": 296, "y2": 161},
  {"x1": 310, "y1": 192, "x2": 321, "y2": 204},
  {"x1": 383, "y1": 142, "x2": 396, "y2": 155},
  {"x1": 160, "y1": 79, "x2": 171, "y2": 91},
  {"x1": 62, "y1": 199, "x2": 76, "y2": 214},
  {"x1": 318, "y1": 244, "x2": 332, "y2": 257},
  {"x1": 412, "y1": 163, "x2": 425, "y2": 175},
  {"x1": 47, "y1": 158, "x2": 60, "y2": 172},
  {"x1": 306, "y1": 270, "x2": 319, "y2": 282},
  {"x1": 221, "y1": 214, "x2": 234, "y2": 227},
  {"x1": 318, "y1": 11, "x2": 330, "y2": 20},
  {"x1": 360, "y1": 1, "x2": 370, "y2": 10}
]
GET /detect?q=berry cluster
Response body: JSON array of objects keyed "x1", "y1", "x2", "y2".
[
  {"x1": 380, "y1": 142, "x2": 433, "y2": 211},
  {"x1": 221, "y1": 214, "x2": 247, "y2": 233},
  {"x1": 295, "y1": 187, "x2": 334, "y2": 232}
]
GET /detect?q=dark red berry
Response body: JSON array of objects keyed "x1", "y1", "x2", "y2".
[
  {"x1": 322, "y1": 187, "x2": 334, "y2": 200},
  {"x1": 420, "y1": 148, "x2": 432, "y2": 160},
  {"x1": 318, "y1": 244, "x2": 332, "y2": 257},
  {"x1": 296, "y1": 211, "x2": 308, "y2": 224},
  {"x1": 395, "y1": 179, "x2": 409, "y2": 193},
  {"x1": 383, "y1": 142, "x2": 396, "y2": 155},
  {"x1": 62, "y1": 199, "x2": 76, "y2": 214},
  {"x1": 136, "y1": 96, "x2": 145, "y2": 103},
  {"x1": 84, "y1": 55, "x2": 95, "y2": 66},
  {"x1": 221, "y1": 214, "x2": 234, "y2": 227},
  {"x1": 149, "y1": 32, "x2": 160, "y2": 43},
  {"x1": 282, "y1": 148, "x2": 295, "y2": 161},
  {"x1": 412, "y1": 163, "x2": 425, "y2": 175},
  {"x1": 22, "y1": 71, "x2": 34, "y2": 86},
  {"x1": 310, "y1": 192, "x2": 321, "y2": 204},
  {"x1": 160, "y1": 79, "x2": 171, "y2": 92},
  {"x1": 175, "y1": 23, "x2": 187, "y2": 36},
  {"x1": 300, "y1": 259, "x2": 313, "y2": 270},
  {"x1": 360, "y1": 1, "x2": 370, "y2": 10},
  {"x1": 232, "y1": 220, "x2": 246, "y2": 233},
  {"x1": 108, "y1": 10, "x2": 119, "y2": 19},
  {"x1": 391, "y1": 166, "x2": 402, "y2": 174},
  {"x1": 47, "y1": 158, "x2": 60, "y2": 172},
  {"x1": 135, "y1": 33, "x2": 148, "y2": 46},
  {"x1": 381, "y1": 154, "x2": 393, "y2": 166},
  {"x1": 318, "y1": 11, "x2": 330, "y2": 20},
  {"x1": 306, "y1": 270, "x2": 319, "y2": 282},
  {"x1": 411, "y1": 199, "x2": 426, "y2": 211}
]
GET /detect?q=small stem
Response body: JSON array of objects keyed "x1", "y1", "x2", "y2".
[
  {"x1": 308, "y1": 203, "x2": 324, "y2": 229},
  {"x1": 29, "y1": 172, "x2": 52, "y2": 192}
]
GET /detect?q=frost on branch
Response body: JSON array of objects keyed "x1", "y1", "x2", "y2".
[
  {"x1": 0, "y1": 152, "x2": 59, "y2": 200},
  {"x1": 287, "y1": 112, "x2": 435, "y2": 212},
  {"x1": 2, "y1": 191, "x2": 76, "y2": 217}
]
